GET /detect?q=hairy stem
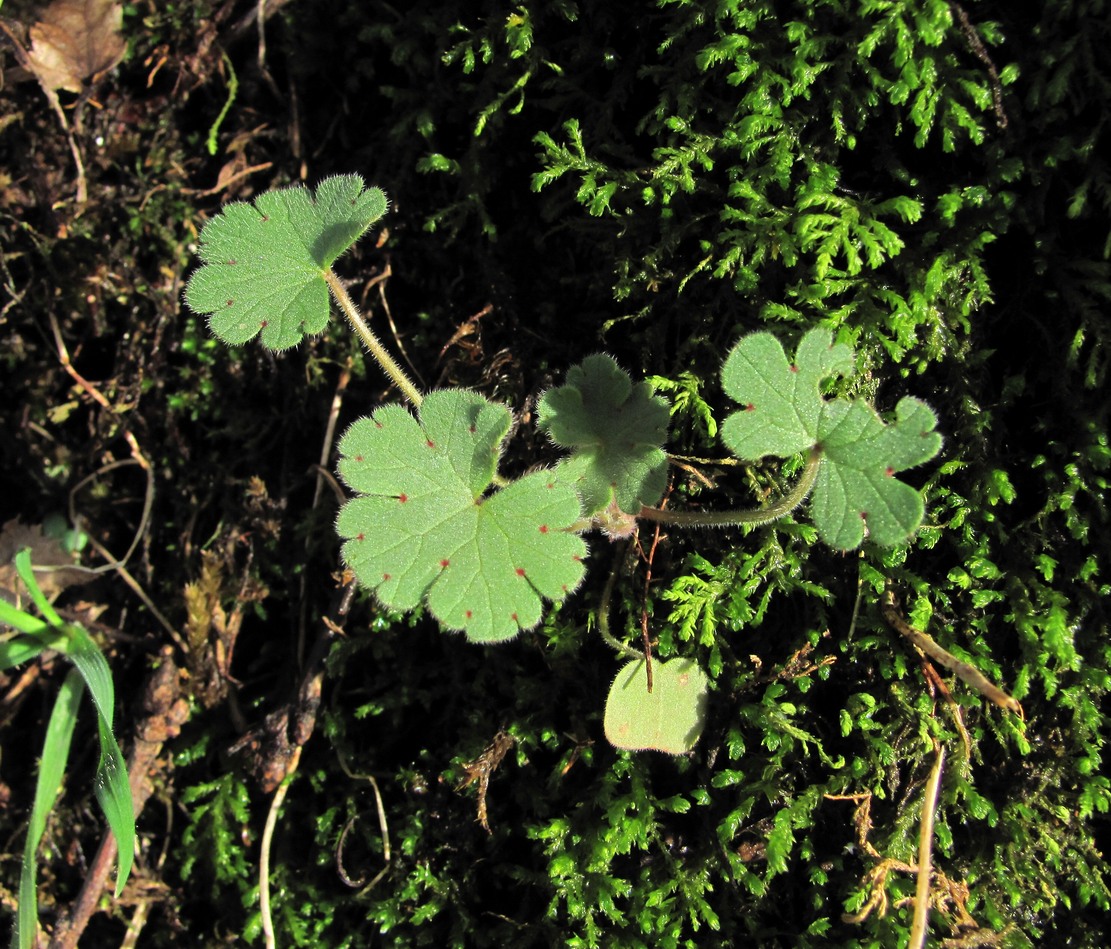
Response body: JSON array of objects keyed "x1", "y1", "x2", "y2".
[
  {"x1": 325, "y1": 269, "x2": 423, "y2": 408},
  {"x1": 638, "y1": 447, "x2": 822, "y2": 528},
  {"x1": 596, "y1": 543, "x2": 643, "y2": 660}
]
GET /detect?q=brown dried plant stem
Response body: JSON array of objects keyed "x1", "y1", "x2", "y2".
[
  {"x1": 260, "y1": 746, "x2": 301, "y2": 949},
  {"x1": 298, "y1": 362, "x2": 352, "y2": 666},
  {"x1": 881, "y1": 587, "x2": 1023, "y2": 716},
  {"x1": 48, "y1": 313, "x2": 186, "y2": 648},
  {"x1": 334, "y1": 743, "x2": 392, "y2": 894},
  {"x1": 909, "y1": 743, "x2": 945, "y2": 949}
]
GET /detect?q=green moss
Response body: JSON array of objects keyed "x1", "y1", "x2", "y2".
[{"x1": 2, "y1": 0, "x2": 1109, "y2": 945}]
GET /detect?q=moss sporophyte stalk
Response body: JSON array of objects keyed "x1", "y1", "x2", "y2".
[{"x1": 185, "y1": 174, "x2": 963, "y2": 753}]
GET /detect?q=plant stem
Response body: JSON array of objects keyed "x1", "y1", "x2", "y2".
[
  {"x1": 324, "y1": 269, "x2": 424, "y2": 408},
  {"x1": 260, "y1": 745, "x2": 302, "y2": 949},
  {"x1": 908, "y1": 742, "x2": 945, "y2": 949},
  {"x1": 638, "y1": 447, "x2": 823, "y2": 528},
  {"x1": 596, "y1": 543, "x2": 643, "y2": 660}
]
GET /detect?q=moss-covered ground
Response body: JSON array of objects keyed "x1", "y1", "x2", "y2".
[{"x1": 1, "y1": 1, "x2": 1108, "y2": 945}]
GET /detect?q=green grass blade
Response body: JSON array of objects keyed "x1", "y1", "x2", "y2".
[
  {"x1": 0, "y1": 634, "x2": 50, "y2": 670},
  {"x1": 12, "y1": 548, "x2": 64, "y2": 629},
  {"x1": 0, "y1": 598, "x2": 51, "y2": 637},
  {"x1": 58, "y1": 625, "x2": 115, "y2": 726},
  {"x1": 60, "y1": 623, "x2": 135, "y2": 892},
  {"x1": 92, "y1": 716, "x2": 135, "y2": 894},
  {"x1": 13, "y1": 668, "x2": 84, "y2": 949}
]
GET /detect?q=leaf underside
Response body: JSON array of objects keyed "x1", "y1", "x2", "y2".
[
  {"x1": 604, "y1": 658, "x2": 709, "y2": 753},
  {"x1": 336, "y1": 389, "x2": 588, "y2": 643},
  {"x1": 538, "y1": 354, "x2": 671, "y2": 515},
  {"x1": 184, "y1": 174, "x2": 388, "y2": 351},
  {"x1": 720, "y1": 327, "x2": 941, "y2": 548}
]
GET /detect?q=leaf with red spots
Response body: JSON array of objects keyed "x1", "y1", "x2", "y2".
[
  {"x1": 604, "y1": 658, "x2": 709, "y2": 753},
  {"x1": 537, "y1": 354, "x2": 670, "y2": 515},
  {"x1": 721, "y1": 329, "x2": 854, "y2": 459},
  {"x1": 185, "y1": 175, "x2": 388, "y2": 350},
  {"x1": 810, "y1": 395, "x2": 941, "y2": 548},
  {"x1": 721, "y1": 328, "x2": 941, "y2": 548},
  {"x1": 335, "y1": 389, "x2": 587, "y2": 643}
]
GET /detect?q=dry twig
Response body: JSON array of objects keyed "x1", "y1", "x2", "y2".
[
  {"x1": 882, "y1": 585, "x2": 1023, "y2": 717},
  {"x1": 334, "y1": 743, "x2": 393, "y2": 895},
  {"x1": 909, "y1": 743, "x2": 946, "y2": 949}
]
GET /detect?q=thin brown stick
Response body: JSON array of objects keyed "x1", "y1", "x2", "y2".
[
  {"x1": 668, "y1": 458, "x2": 717, "y2": 490},
  {"x1": 824, "y1": 792, "x2": 883, "y2": 860},
  {"x1": 67, "y1": 464, "x2": 185, "y2": 651},
  {"x1": 67, "y1": 459, "x2": 153, "y2": 576},
  {"x1": 950, "y1": 2, "x2": 1009, "y2": 129},
  {"x1": 181, "y1": 161, "x2": 274, "y2": 197},
  {"x1": 909, "y1": 744, "x2": 946, "y2": 949},
  {"x1": 334, "y1": 744, "x2": 393, "y2": 895},
  {"x1": 882, "y1": 586, "x2": 1022, "y2": 716},
  {"x1": 374, "y1": 261, "x2": 427, "y2": 391},
  {"x1": 48, "y1": 314, "x2": 185, "y2": 646},
  {"x1": 298, "y1": 364, "x2": 351, "y2": 666},
  {"x1": 637, "y1": 501, "x2": 668, "y2": 693},
  {"x1": 49, "y1": 313, "x2": 148, "y2": 474},
  {"x1": 260, "y1": 746, "x2": 302, "y2": 949},
  {"x1": 639, "y1": 609, "x2": 654, "y2": 692},
  {"x1": 919, "y1": 659, "x2": 973, "y2": 761},
  {"x1": 225, "y1": 0, "x2": 296, "y2": 43}
]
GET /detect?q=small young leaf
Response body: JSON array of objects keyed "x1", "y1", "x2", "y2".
[
  {"x1": 185, "y1": 175, "x2": 388, "y2": 351},
  {"x1": 604, "y1": 658, "x2": 709, "y2": 753},
  {"x1": 538, "y1": 355, "x2": 670, "y2": 515},
  {"x1": 812, "y1": 395, "x2": 941, "y2": 547},
  {"x1": 336, "y1": 389, "x2": 587, "y2": 643},
  {"x1": 720, "y1": 329, "x2": 855, "y2": 460},
  {"x1": 721, "y1": 328, "x2": 941, "y2": 548}
]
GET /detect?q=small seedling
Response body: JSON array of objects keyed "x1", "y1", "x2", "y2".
[
  {"x1": 185, "y1": 175, "x2": 942, "y2": 754},
  {"x1": 719, "y1": 330, "x2": 941, "y2": 548}
]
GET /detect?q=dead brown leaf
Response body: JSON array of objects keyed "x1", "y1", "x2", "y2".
[
  {"x1": 0, "y1": 518, "x2": 91, "y2": 603},
  {"x1": 27, "y1": 0, "x2": 126, "y2": 93}
]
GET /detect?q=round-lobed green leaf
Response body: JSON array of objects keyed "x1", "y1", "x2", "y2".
[
  {"x1": 538, "y1": 354, "x2": 671, "y2": 515},
  {"x1": 720, "y1": 327, "x2": 941, "y2": 548},
  {"x1": 336, "y1": 389, "x2": 588, "y2": 643},
  {"x1": 184, "y1": 175, "x2": 388, "y2": 351}
]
